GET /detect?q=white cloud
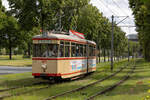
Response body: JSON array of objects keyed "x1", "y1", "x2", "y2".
[
  {"x1": 2, "y1": 0, "x2": 9, "y2": 10},
  {"x1": 90, "y1": 0, "x2": 137, "y2": 35},
  {"x1": 2, "y1": 0, "x2": 137, "y2": 35}
]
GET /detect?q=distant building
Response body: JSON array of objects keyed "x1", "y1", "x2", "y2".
[
  {"x1": 127, "y1": 34, "x2": 138, "y2": 42},
  {"x1": 127, "y1": 34, "x2": 142, "y2": 57}
]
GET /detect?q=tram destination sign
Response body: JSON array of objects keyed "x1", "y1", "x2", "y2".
[{"x1": 33, "y1": 40, "x2": 60, "y2": 44}]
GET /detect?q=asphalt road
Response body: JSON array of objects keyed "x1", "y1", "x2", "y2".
[{"x1": 0, "y1": 66, "x2": 32, "y2": 75}]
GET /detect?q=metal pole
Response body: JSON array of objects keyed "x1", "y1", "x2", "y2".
[
  {"x1": 128, "y1": 39, "x2": 130, "y2": 62},
  {"x1": 41, "y1": 3, "x2": 44, "y2": 35},
  {"x1": 111, "y1": 15, "x2": 114, "y2": 71}
]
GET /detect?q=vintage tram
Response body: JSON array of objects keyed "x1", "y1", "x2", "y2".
[{"x1": 32, "y1": 31, "x2": 96, "y2": 80}]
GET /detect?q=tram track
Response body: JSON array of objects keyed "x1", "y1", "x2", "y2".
[
  {"x1": 0, "y1": 75, "x2": 86, "y2": 100},
  {"x1": 0, "y1": 81, "x2": 51, "y2": 93},
  {"x1": 0, "y1": 62, "x2": 130, "y2": 100},
  {"x1": 44, "y1": 63, "x2": 129, "y2": 100},
  {"x1": 85, "y1": 64, "x2": 136, "y2": 100},
  {"x1": 0, "y1": 82, "x2": 51, "y2": 100}
]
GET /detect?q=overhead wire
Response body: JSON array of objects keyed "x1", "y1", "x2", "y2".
[
  {"x1": 111, "y1": 0, "x2": 129, "y2": 16},
  {"x1": 110, "y1": 0, "x2": 130, "y2": 26},
  {"x1": 96, "y1": 0, "x2": 136, "y2": 33},
  {"x1": 98, "y1": 0, "x2": 129, "y2": 25},
  {"x1": 110, "y1": 0, "x2": 136, "y2": 28},
  {"x1": 98, "y1": 0, "x2": 118, "y2": 16},
  {"x1": 111, "y1": 0, "x2": 135, "y2": 22}
]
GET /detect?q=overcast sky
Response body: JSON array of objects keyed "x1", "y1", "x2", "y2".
[
  {"x1": 90, "y1": 0, "x2": 137, "y2": 35},
  {"x1": 2, "y1": 0, "x2": 137, "y2": 35}
]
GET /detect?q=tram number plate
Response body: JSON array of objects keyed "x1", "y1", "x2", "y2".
[{"x1": 40, "y1": 73, "x2": 47, "y2": 76}]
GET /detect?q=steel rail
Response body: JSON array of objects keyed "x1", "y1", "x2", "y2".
[
  {"x1": 0, "y1": 81, "x2": 51, "y2": 93},
  {"x1": 85, "y1": 65, "x2": 136, "y2": 100},
  {"x1": 44, "y1": 64, "x2": 128, "y2": 100}
]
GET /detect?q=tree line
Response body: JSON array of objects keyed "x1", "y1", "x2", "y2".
[
  {"x1": 0, "y1": 0, "x2": 130, "y2": 60},
  {"x1": 129, "y1": 0, "x2": 150, "y2": 61}
]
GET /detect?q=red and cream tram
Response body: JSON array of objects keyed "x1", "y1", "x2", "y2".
[{"x1": 32, "y1": 30, "x2": 96, "y2": 79}]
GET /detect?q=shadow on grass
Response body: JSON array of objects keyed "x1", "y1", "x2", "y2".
[
  {"x1": 26, "y1": 59, "x2": 150, "y2": 99},
  {"x1": 30, "y1": 80, "x2": 150, "y2": 100},
  {"x1": 103, "y1": 84, "x2": 149, "y2": 97},
  {"x1": 0, "y1": 78, "x2": 47, "y2": 88}
]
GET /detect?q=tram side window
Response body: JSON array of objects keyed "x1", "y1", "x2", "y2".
[
  {"x1": 59, "y1": 41, "x2": 64, "y2": 57},
  {"x1": 89, "y1": 45, "x2": 94, "y2": 56},
  {"x1": 33, "y1": 44, "x2": 58, "y2": 57},
  {"x1": 83, "y1": 45, "x2": 87, "y2": 57},
  {"x1": 33, "y1": 44, "x2": 37, "y2": 57},
  {"x1": 76, "y1": 44, "x2": 83, "y2": 57},
  {"x1": 79, "y1": 44, "x2": 83, "y2": 57},
  {"x1": 43, "y1": 44, "x2": 58, "y2": 57},
  {"x1": 93, "y1": 46, "x2": 96, "y2": 56},
  {"x1": 65, "y1": 42, "x2": 70, "y2": 57},
  {"x1": 89, "y1": 45, "x2": 96, "y2": 56},
  {"x1": 71, "y1": 43, "x2": 76, "y2": 57},
  {"x1": 76, "y1": 44, "x2": 80, "y2": 57},
  {"x1": 41, "y1": 44, "x2": 47, "y2": 56}
]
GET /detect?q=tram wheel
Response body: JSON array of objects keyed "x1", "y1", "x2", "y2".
[
  {"x1": 34, "y1": 76, "x2": 40, "y2": 78},
  {"x1": 54, "y1": 77, "x2": 62, "y2": 83}
]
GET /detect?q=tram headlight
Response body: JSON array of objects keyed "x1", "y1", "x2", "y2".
[{"x1": 41, "y1": 64, "x2": 47, "y2": 70}]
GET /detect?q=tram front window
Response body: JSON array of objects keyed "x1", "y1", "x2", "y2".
[{"x1": 33, "y1": 44, "x2": 58, "y2": 57}]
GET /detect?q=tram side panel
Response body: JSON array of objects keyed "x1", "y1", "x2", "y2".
[
  {"x1": 88, "y1": 57, "x2": 96, "y2": 72},
  {"x1": 57, "y1": 58, "x2": 96, "y2": 79},
  {"x1": 57, "y1": 59, "x2": 88, "y2": 78},
  {"x1": 32, "y1": 60, "x2": 58, "y2": 77}
]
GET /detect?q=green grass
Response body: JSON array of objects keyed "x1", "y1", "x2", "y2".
[
  {"x1": 55, "y1": 60, "x2": 134, "y2": 100},
  {"x1": 94, "y1": 59, "x2": 150, "y2": 100},
  {"x1": 0, "y1": 55, "x2": 32, "y2": 67},
  {"x1": 0, "y1": 55, "x2": 121, "y2": 67},
  {"x1": 0, "y1": 59, "x2": 131, "y2": 100},
  {"x1": 0, "y1": 59, "x2": 149, "y2": 100}
]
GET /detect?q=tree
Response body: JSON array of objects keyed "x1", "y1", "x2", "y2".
[
  {"x1": 7, "y1": 0, "x2": 90, "y2": 57},
  {"x1": 0, "y1": 15, "x2": 20, "y2": 59},
  {"x1": 129, "y1": 0, "x2": 150, "y2": 61},
  {"x1": 76, "y1": 4, "x2": 127, "y2": 62},
  {"x1": 7, "y1": 0, "x2": 128, "y2": 61},
  {"x1": 0, "y1": 6, "x2": 7, "y2": 50}
]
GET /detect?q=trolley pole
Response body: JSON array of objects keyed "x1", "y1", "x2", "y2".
[
  {"x1": 41, "y1": 2, "x2": 45, "y2": 36},
  {"x1": 111, "y1": 15, "x2": 114, "y2": 72}
]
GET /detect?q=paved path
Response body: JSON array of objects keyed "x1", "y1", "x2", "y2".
[{"x1": 0, "y1": 66, "x2": 32, "y2": 75}]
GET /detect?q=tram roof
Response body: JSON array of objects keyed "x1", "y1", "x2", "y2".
[{"x1": 33, "y1": 33, "x2": 96, "y2": 45}]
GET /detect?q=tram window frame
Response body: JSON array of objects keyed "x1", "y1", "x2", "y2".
[
  {"x1": 93, "y1": 46, "x2": 96, "y2": 56},
  {"x1": 83, "y1": 45, "x2": 87, "y2": 57},
  {"x1": 71, "y1": 43, "x2": 76, "y2": 57},
  {"x1": 33, "y1": 44, "x2": 37, "y2": 57},
  {"x1": 89, "y1": 45, "x2": 96, "y2": 57},
  {"x1": 33, "y1": 44, "x2": 59, "y2": 57},
  {"x1": 79, "y1": 44, "x2": 83, "y2": 57},
  {"x1": 75, "y1": 44, "x2": 83, "y2": 57},
  {"x1": 76, "y1": 44, "x2": 80, "y2": 57},
  {"x1": 65, "y1": 41, "x2": 70, "y2": 57},
  {"x1": 41, "y1": 44, "x2": 47, "y2": 57},
  {"x1": 59, "y1": 41, "x2": 64, "y2": 57},
  {"x1": 89, "y1": 45, "x2": 92, "y2": 56}
]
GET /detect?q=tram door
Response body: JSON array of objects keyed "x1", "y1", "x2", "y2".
[{"x1": 86, "y1": 44, "x2": 89, "y2": 73}]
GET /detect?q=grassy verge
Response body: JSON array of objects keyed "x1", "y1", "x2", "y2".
[
  {"x1": 0, "y1": 59, "x2": 131, "y2": 100},
  {"x1": 0, "y1": 55, "x2": 123, "y2": 67},
  {"x1": 94, "y1": 59, "x2": 150, "y2": 100},
  {"x1": 0, "y1": 55, "x2": 32, "y2": 67}
]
